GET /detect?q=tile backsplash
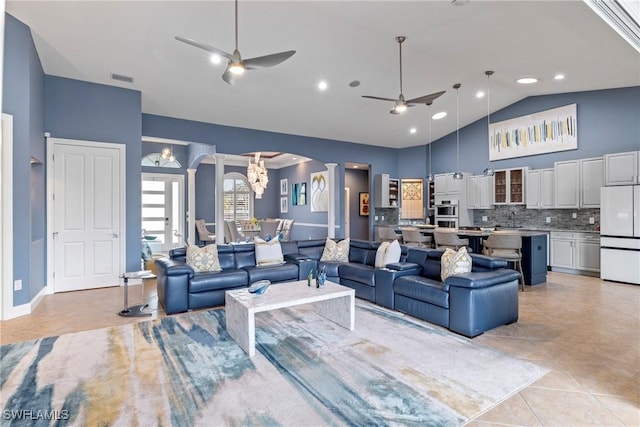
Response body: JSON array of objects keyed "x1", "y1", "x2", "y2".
[
  {"x1": 473, "y1": 205, "x2": 600, "y2": 231},
  {"x1": 374, "y1": 205, "x2": 600, "y2": 232}
]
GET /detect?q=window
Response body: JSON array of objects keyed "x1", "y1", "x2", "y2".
[
  {"x1": 141, "y1": 173, "x2": 184, "y2": 252},
  {"x1": 224, "y1": 173, "x2": 253, "y2": 220}
]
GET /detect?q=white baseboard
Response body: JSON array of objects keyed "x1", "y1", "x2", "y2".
[{"x1": 2, "y1": 286, "x2": 46, "y2": 320}]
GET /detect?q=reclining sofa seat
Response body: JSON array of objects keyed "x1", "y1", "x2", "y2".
[
  {"x1": 157, "y1": 242, "x2": 302, "y2": 314},
  {"x1": 375, "y1": 248, "x2": 521, "y2": 337}
]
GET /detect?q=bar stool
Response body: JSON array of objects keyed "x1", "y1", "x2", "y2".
[
  {"x1": 378, "y1": 226, "x2": 403, "y2": 243},
  {"x1": 482, "y1": 233, "x2": 525, "y2": 291},
  {"x1": 400, "y1": 227, "x2": 432, "y2": 248},
  {"x1": 434, "y1": 229, "x2": 471, "y2": 251}
]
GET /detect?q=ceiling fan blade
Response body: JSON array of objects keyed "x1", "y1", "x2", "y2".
[
  {"x1": 175, "y1": 36, "x2": 233, "y2": 60},
  {"x1": 389, "y1": 109, "x2": 400, "y2": 115},
  {"x1": 406, "y1": 90, "x2": 446, "y2": 105},
  {"x1": 362, "y1": 95, "x2": 400, "y2": 102},
  {"x1": 243, "y1": 51, "x2": 296, "y2": 69},
  {"x1": 222, "y1": 65, "x2": 237, "y2": 85}
]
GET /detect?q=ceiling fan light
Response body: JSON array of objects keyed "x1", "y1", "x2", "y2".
[
  {"x1": 394, "y1": 103, "x2": 407, "y2": 113},
  {"x1": 229, "y1": 63, "x2": 245, "y2": 75}
]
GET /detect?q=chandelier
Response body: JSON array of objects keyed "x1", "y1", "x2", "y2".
[{"x1": 247, "y1": 152, "x2": 269, "y2": 198}]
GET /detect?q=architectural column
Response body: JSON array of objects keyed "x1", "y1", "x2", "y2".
[
  {"x1": 215, "y1": 154, "x2": 226, "y2": 244},
  {"x1": 325, "y1": 163, "x2": 338, "y2": 239},
  {"x1": 186, "y1": 168, "x2": 196, "y2": 244}
]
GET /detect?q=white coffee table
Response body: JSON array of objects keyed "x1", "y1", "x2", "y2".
[{"x1": 225, "y1": 280, "x2": 355, "y2": 357}]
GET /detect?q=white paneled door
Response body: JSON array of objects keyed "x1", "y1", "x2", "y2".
[{"x1": 53, "y1": 141, "x2": 122, "y2": 292}]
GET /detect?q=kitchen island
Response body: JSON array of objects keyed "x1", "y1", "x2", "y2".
[{"x1": 394, "y1": 225, "x2": 549, "y2": 287}]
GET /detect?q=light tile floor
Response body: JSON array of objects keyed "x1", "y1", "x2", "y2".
[{"x1": 1, "y1": 272, "x2": 638, "y2": 426}]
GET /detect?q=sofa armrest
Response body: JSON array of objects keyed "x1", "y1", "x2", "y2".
[
  {"x1": 445, "y1": 269, "x2": 520, "y2": 290},
  {"x1": 386, "y1": 262, "x2": 421, "y2": 272},
  {"x1": 374, "y1": 264, "x2": 422, "y2": 309},
  {"x1": 155, "y1": 258, "x2": 194, "y2": 315},
  {"x1": 447, "y1": 269, "x2": 520, "y2": 338},
  {"x1": 284, "y1": 254, "x2": 318, "y2": 280}
]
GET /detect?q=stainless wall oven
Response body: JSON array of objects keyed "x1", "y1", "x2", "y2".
[{"x1": 435, "y1": 200, "x2": 458, "y2": 217}]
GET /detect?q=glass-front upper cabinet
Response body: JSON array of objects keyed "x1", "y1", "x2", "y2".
[{"x1": 493, "y1": 168, "x2": 527, "y2": 205}]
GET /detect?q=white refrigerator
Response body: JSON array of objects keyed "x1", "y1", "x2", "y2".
[{"x1": 600, "y1": 185, "x2": 640, "y2": 285}]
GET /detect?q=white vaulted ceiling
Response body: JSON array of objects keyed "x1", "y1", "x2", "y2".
[{"x1": 7, "y1": 1, "x2": 640, "y2": 148}]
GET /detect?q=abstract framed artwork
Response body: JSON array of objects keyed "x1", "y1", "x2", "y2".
[
  {"x1": 359, "y1": 192, "x2": 370, "y2": 216},
  {"x1": 310, "y1": 171, "x2": 328, "y2": 212},
  {"x1": 489, "y1": 103, "x2": 577, "y2": 161},
  {"x1": 280, "y1": 196, "x2": 288, "y2": 213},
  {"x1": 280, "y1": 178, "x2": 288, "y2": 195},
  {"x1": 291, "y1": 183, "x2": 307, "y2": 206}
]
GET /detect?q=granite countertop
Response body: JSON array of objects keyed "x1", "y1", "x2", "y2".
[{"x1": 385, "y1": 224, "x2": 600, "y2": 235}]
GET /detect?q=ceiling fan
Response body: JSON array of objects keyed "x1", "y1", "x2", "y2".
[
  {"x1": 363, "y1": 36, "x2": 445, "y2": 114},
  {"x1": 175, "y1": 0, "x2": 295, "y2": 85}
]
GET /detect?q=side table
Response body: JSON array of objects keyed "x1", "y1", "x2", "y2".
[{"x1": 118, "y1": 270, "x2": 156, "y2": 317}]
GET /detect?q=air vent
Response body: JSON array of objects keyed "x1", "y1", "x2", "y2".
[{"x1": 110, "y1": 73, "x2": 134, "y2": 83}]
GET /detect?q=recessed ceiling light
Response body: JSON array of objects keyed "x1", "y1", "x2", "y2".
[
  {"x1": 210, "y1": 54, "x2": 222, "y2": 65},
  {"x1": 410, "y1": 127, "x2": 417, "y2": 134},
  {"x1": 432, "y1": 112, "x2": 447, "y2": 120},
  {"x1": 353, "y1": 165, "x2": 359, "y2": 168},
  {"x1": 517, "y1": 77, "x2": 538, "y2": 84},
  {"x1": 476, "y1": 91, "x2": 485, "y2": 98},
  {"x1": 318, "y1": 80, "x2": 328, "y2": 91},
  {"x1": 554, "y1": 74, "x2": 565, "y2": 80}
]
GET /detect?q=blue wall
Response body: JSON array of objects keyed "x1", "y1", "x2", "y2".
[
  {"x1": 2, "y1": 14, "x2": 45, "y2": 305},
  {"x1": 44, "y1": 76, "x2": 142, "y2": 272},
  {"x1": 421, "y1": 86, "x2": 640, "y2": 178},
  {"x1": 4, "y1": 11, "x2": 639, "y2": 309}
]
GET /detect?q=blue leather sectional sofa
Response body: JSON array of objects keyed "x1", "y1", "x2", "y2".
[
  {"x1": 375, "y1": 249, "x2": 521, "y2": 337},
  {"x1": 155, "y1": 238, "x2": 520, "y2": 337}
]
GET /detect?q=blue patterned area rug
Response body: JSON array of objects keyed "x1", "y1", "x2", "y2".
[{"x1": 1, "y1": 301, "x2": 548, "y2": 426}]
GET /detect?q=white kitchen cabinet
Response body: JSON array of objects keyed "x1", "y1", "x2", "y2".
[
  {"x1": 550, "y1": 231, "x2": 600, "y2": 274},
  {"x1": 467, "y1": 175, "x2": 493, "y2": 209},
  {"x1": 604, "y1": 151, "x2": 639, "y2": 186},
  {"x1": 374, "y1": 174, "x2": 399, "y2": 208},
  {"x1": 493, "y1": 168, "x2": 527, "y2": 205},
  {"x1": 541, "y1": 168, "x2": 555, "y2": 208},
  {"x1": 579, "y1": 157, "x2": 603, "y2": 208},
  {"x1": 554, "y1": 160, "x2": 580, "y2": 208},
  {"x1": 550, "y1": 235, "x2": 575, "y2": 269},
  {"x1": 526, "y1": 168, "x2": 554, "y2": 209},
  {"x1": 576, "y1": 235, "x2": 601, "y2": 272},
  {"x1": 434, "y1": 173, "x2": 462, "y2": 196}
]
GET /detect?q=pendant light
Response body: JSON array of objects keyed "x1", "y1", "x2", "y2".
[
  {"x1": 483, "y1": 70, "x2": 495, "y2": 176},
  {"x1": 452, "y1": 83, "x2": 463, "y2": 180},
  {"x1": 426, "y1": 100, "x2": 434, "y2": 182}
]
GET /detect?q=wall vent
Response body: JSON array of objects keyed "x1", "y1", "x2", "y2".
[{"x1": 110, "y1": 73, "x2": 134, "y2": 83}]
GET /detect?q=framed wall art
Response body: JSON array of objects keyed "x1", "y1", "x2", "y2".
[
  {"x1": 280, "y1": 196, "x2": 288, "y2": 213},
  {"x1": 359, "y1": 192, "x2": 370, "y2": 216},
  {"x1": 280, "y1": 178, "x2": 288, "y2": 195},
  {"x1": 489, "y1": 103, "x2": 577, "y2": 161},
  {"x1": 310, "y1": 171, "x2": 328, "y2": 212}
]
